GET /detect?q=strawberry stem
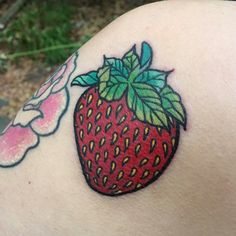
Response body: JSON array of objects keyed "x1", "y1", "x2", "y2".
[{"x1": 71, "y1": 42, "x2": 187, "y2": 129}]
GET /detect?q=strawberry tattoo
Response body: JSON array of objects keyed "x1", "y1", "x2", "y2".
[{"x1": 72, "y1": 42, "x2": 186, "y2": 196}]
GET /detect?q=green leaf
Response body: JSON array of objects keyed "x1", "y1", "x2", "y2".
[
  {"x1": 134, "y1": 69, "x2": 168, "y2": 92},
  {"x1": 160, "y1": 85, "x2": 186, "y2": 126},
  {"x1": 140, "y1": 42, "x2": 152, "y2": 70},
  {"x1": 71, "y1": 71, "x2": 98, "y2": 87},
  {"x1": 122, "y1": 45, "x2": 140, "y2": 73},
  {"x1": 98, "y1": 66, "x2": 128, "y2": 101},
  {"x1": 127, "y1": 83, "x2": 168, "y2": 127},
  {"x1": 104, "y1": 57, "x2": 128, "y2": 78}
]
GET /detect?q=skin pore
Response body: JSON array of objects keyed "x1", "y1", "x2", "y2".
[{"x1": 0, "y1": 1, "x2": 236, "y2": 235}]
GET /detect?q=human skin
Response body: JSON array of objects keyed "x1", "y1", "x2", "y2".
[{"x1": 0, "y1": 0, "x2": 236, "y2": 235}]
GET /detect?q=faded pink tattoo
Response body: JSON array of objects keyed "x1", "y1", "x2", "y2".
[{"x1": 0, "y1": 51, "x2": 79, "y2": 167}]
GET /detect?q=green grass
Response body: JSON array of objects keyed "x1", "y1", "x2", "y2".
[{"x1": 0, "y1": 0, "x2": 80, "y2": 65}]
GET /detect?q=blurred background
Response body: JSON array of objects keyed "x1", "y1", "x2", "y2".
[{"x1": 0, "y1": 0, "x2": 161, "y2": 132}]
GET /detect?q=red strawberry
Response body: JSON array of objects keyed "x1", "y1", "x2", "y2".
[{"x1": 72, "y1": 42, "x2": 186, "y2": 196}]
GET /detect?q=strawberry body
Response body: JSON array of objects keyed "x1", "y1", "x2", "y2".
[
  {"x1": 74, "y1": 87, "x2": 179, "y2": 196},
  {"x1": 72, "y1": 41, "x2": 186, "y2": 196}
]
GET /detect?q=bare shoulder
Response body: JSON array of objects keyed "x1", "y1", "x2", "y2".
[{"x1": 0, "y1": 1, "x2": 236, "y2": 236}]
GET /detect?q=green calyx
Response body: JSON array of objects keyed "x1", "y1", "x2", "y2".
[{"x1": 72, "y1": 41, "x2": 186, "y2": 129}]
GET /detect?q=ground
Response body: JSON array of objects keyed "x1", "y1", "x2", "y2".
[{"x1": 0, "y1": 0, "x2": 157, "y2": 131}]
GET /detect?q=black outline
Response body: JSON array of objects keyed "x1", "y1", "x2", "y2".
[
  {"x1": 0, "y1": 130, "x2": 40, "y2": 168},
  {"x1": 93, "y1": 176, "x2": 99, "y2": 186},
  {"x1": 129, "y1": 167, "x2": 137, "y2": 177},
  {"x1": 149, "y1": 138, "x2": 157, "y2": 154},
  {"x1": 117, "y1": 114, "x2": 127, "y2": 126},
  {"x1": 102, "y1": 175, "x2": 108, "y2": 187},
  {"x1": 71, "y1": 70, "x2": 98, "y2": 87},
  {"x1": 31, "y1": 87, "x2": 70, "y2": 137},
  {"x1": 114, "y1": 145, "x2": 121, "y2": 158},
  {"x1": 153, "y1": 155, "x2": 160, "y2": 167},
  {"x1": 103, "y1": 150, "x2": 109, "y2": 162},
  {"x1": 87, "y1": 122, "x2": 92, "y2": 135},
  {"x1": 126, "y1": 82, "x2": 169, "y2": 129},
  {"x1": 116, "y1": 170, "x2": 124, "y2": 181},
  {"x1": 74, "y1": 87, "x2": 181, "y2": 197},
  {"x1": 124, "y1": 180, "x2": 133, "y2": 188},
  {"x1": 124, "y1": 137, "x2": 130, "y2": 152},
  {"x1": 0, "y1": 51, "x2": 79, "y2": 168},
  {"x1": 115, "y1": 104, "x2": 123, "y2": 118},
  {"x1": 162, "y1": 142, "x2": 169, "y2": 158},
  {"x1": 95, "y1": 125, "x2": 102, "y2": 135},
  {"x1": 79, "y1": 129, "x2": 84, "y2": 141},
  {"x1": 109, "y1": 184, "x2": 118, "y2": 190},
  {"x1": 143, "y1": 126, "x2": 150, "y2": 141},
  {"x1": 122, "y1": 44, "x2": 139, "y2": 73},
  {"x1": 96, "y1": 98, "x2": 103, "y2": 109},
  {"x1": 139, "y1": 157, "x2": 149, "y2": 167},
  {"x1": 122, "y1": 156, "x2": 130, "y2": 166},
  {"x1": 120, "y1": 124, "x2": 129, "y2": 137},
  {"x1": 87, "y1": 160, "x2": 92, "y2": 172},
  {"x1": 110, "y1": 161, "x2": 116, "y2": 174},
  {"x1": 72, "y1": 41, "x2": 186, "y2": 196},
  {"x1": 105, "y1": 105, "x2": 112, "y2": 119},
  {"x1": 105, "y1": 122, "x2": 112, "y2": 133},
  {"x1": 103, "y1": 57, "x2": 129, "y2": 78},
  {"x1": 135, "y1": 143, "x2": 142, "y2": 157},
  {"x1": 141, "y1": 169, "x2": 150, "y2": 180},
  {"x1": 89, "y1": 140, "x2": 95, "y2": 153},
  {"x1": 133, "y1": 127, "x2": 140, "y2": 142},
  {"x1": 160, "y1": 85, "x2": 187, "y2": 130},
  {"x1": 110, "y1": 132, "x2": 119, "y2": 145},
  {"x1": 139, "y1": 41, "x2": 153, "y2": 72},
  {"x1": 95, "y1": 152, "x2": 100, "y2": 164},
  {"x1": 82, "y1": 145, "x2": 87, "y2": 157},
  {"x1": 79, "y1": 114, "x2": 84, "y2": 125},
  {"x1": 96, "y1": 166, "x2": 102, "y2": 177},
  {"x1": 86, "y1": 93, "x2": 94, "y2": 107},
  {"x1": 99, "y1": 137, "x2": 106, "y2": 148},
  {"x1": 86, "y1": 107, "x2": 93, "y2": 119},
  {"x1": 95, "y1": 112, "x2": 102, "y2": 123}
]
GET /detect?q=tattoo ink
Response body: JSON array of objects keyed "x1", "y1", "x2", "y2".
[
  {"x1": 72, "y1": 42, "x2": 187, "y2": 196},
  {"x1": 0, "y1": 52, "x2": 79, "y2": 167}
]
